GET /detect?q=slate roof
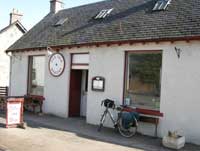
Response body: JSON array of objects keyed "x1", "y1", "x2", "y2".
[{"x1": 7, "y1": 0, "x2": 200, "y2": 52}]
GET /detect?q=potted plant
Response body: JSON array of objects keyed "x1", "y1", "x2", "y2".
[{"x1": 162, "y1": 130, "x2": 185, "y2": 150}]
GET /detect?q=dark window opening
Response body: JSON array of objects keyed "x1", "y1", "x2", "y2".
[
  {"x1": 85, "y1": 70, "x2": 88, "y2": 92},
  {"x1": 124, "y1": 51, "x2": 162, "y2": 110},
  {"x1": 28, "y1": 56, "x2": 45, "y2": 96}
]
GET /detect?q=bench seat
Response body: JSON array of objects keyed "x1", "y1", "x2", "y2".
[
  {"x1": 123, "y1": 106, "x2": 163, "y2": 137},
  {"x1": 0, "y1": 87, "x2": 8, "y2": 111}
]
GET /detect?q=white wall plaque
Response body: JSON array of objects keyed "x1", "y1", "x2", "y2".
[{"x1": 92, "y1": 76, "x2": 105, "y2": 92}]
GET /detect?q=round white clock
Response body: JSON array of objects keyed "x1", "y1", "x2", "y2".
[{"x1": 49, "y1": 53, "x2": 65, "y2": 77}]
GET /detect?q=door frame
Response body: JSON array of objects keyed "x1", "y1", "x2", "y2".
[
  {"x1": 80, "y1": 70, "x2": 88, "y2": 117},
  {"x1": 68, "y1": 53, "x2": 90, "y2": 117}
]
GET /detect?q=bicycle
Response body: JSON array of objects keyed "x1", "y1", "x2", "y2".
[{"x1": 98, "y1": 99, "x2": 139, "y2": 138}]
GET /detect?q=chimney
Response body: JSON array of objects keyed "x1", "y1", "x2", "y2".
[
  {"x1": 10, "y1": 9, "x2": 23, "y2": 25},
  {"x1": 50, "y1": 0, "x2": 64, "y2": 14}
]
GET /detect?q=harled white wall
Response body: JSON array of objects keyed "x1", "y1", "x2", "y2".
[
  {"x1": 10, "y1": 40, "x2": 200, "y2": 145},
  {"x1": 43, "y1": 51, "x2": 70, "y2": 117},
  {"x1": 0, "y1": 25, "x2": 24, "y2": 87}
]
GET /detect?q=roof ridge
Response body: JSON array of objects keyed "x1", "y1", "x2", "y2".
[{"x1": 58, "y1": 0, "x2": 107, "y2": 12}]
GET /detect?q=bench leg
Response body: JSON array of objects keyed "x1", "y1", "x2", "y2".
[
  {"x1": 155, "y1": 118, "x2": 159, "y2": 137},
  {"x1": 32, "y1": 105, "x2": 36, "y2": 113},
  {"x1": 39, "y1": 105, "x2": 42, "y2": 113}
]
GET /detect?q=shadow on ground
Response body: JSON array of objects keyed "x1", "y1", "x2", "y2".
[{"x1": 0, "y1": 112, "x2": 200, "y2": 151}]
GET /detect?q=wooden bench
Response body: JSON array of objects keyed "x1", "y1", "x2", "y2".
[
  {"x1": 24, "y1": 95, "x2": 45, "y2": 113},
  {"x1": 0, "y1": 86, "x2": 8, "y2": 111},
  {"x1": 123, "y1": 107, "x2": 163, "y2": 137}
]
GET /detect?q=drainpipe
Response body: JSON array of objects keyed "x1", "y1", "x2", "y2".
[{"x1": 6, "y1": 52, "x2": 12, "y2": 96}]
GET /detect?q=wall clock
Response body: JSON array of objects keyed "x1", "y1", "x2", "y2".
[{"x1": 49, "y1": 53, "x2": 65, "y2": 77}]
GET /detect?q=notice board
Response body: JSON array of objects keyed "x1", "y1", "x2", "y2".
[{"x1": 6, "y1": 98, "x2": 24, "y2": 128}]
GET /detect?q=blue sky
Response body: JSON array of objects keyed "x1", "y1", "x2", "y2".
[{"x1": 0, "y1": 0, "x2": 102, "y2": 30}]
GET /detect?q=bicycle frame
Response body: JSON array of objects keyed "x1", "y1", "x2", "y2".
[
  {"x1": 100, "y1": 106, "x2": 122, "y2": 128},
  {"x1": 99, "y1": 99, "x2": 138, "y2": 137}
]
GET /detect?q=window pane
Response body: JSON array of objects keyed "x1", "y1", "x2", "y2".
[
  {"x1": 125, "y1": 52, "x2": 162, "y2": 110},
  {"x1": 29, "y1": 56, "x2": 45, "y2": 96}
]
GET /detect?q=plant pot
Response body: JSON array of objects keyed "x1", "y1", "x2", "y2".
[{"x1": 162, "y1": 135, "x2": 185, "y2": 150}]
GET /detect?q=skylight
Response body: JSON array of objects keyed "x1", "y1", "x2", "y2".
[
  {"x1": 153, "y1": 0, "x2": 171, "y2": 11},
  {"x1": 54, "y1": 17, "x2": 68, "y2": 26},
  {"x1": 95, "y1": 8, "x2": 113, "y2": 19}
]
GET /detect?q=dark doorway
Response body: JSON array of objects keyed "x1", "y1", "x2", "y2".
[{"x1": 69, "y1": 70, "x2": 82, "y2": 117}]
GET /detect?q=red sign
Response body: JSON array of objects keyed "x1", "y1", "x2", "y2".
[{"x1": 6, "y1": 98, "x2": 24, "y2": 128}]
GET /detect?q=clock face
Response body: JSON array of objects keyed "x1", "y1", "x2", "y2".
[{"x1": 49, "y1": 53, "x2": 65, "y2": 77}]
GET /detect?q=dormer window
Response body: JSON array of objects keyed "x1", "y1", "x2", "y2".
[
  {"x1": 95, "y1": 8, "x2": 113, "y2": 19},
  {"x1": 153, "y1": 0, "x2": 171, "y2": 11},
  {"x1": 54, "y1": 17, "x2": 68, "y2": 26}
]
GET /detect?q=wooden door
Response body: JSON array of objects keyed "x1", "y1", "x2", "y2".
[{"x1": 69, "y1": 70, "x2": 82, "y2": 117}]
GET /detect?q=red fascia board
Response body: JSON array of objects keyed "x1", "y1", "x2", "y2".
[{"x1": 6, "y1": 35, "x2": 200, "y2": 53}]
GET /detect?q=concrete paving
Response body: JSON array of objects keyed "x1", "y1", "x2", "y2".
[{"x1": 0, "y1": 112, "x2": 200, "y2": 151}]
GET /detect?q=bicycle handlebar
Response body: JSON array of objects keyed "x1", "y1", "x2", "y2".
[{"x1": 101, "y1": 99, "x2": 133, "y2": 112}]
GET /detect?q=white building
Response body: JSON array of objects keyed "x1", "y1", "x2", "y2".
[
  {"x1": 0, "y1": 9, "x2": 26, "y2": 87},
  {"x1": 6, "y1": 0, "x2": 200, "y2": 145}
]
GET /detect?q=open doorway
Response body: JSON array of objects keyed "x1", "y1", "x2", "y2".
[
  {"x1": 69, "y1": 69, "x2": 88, "y2": 117},
  {"x1": 80, "y1": 70, "x2": 88, "y2": 117}
]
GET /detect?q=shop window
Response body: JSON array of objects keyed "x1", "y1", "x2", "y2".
[
  {"x1": 28, "y1": 56, "x2": 45, "y2": 96},
  {"x1": 124, "y1": 51, "x2": 162, "y2": 110}
]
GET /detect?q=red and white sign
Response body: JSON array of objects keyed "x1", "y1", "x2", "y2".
[{"x1": 6, "y1": 98, "x2": 24, "y2": 128}]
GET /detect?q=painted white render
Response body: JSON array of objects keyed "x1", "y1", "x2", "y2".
[
  {"x1": 0, "y1": 25, "x2": 24, "y2": 87},
  {"x1": 10, "y1": 40, "x2": 200, "y2": 145}
]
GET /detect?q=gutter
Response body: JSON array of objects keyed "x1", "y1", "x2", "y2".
[{"x1": 6, "y1": 35, "x2": 200, "y2": 53}]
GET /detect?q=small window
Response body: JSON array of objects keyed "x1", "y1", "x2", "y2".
[
  {"x1": 54, "y1": 17, "x2": 68, "y2": 26},
  {"x1": 85, "y1": 71, "x2": 88, "y2": 92},
  {"x1": 153, "y1": 0, "x2": 171, "y2": 11},
  {"x1": 28, "y1": 56, "x2": 45, "y2": 96},
  {"x1": 124, "y1": 51, "x2": 162, "y2": 110},
  {"x1": 95, "y1": 8, "x2": 113, "y2": 19}
]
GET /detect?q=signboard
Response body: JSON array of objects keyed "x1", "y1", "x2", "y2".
[
  {"x1": 6, "y1": 98, "x2": 24, "y2": 128},
  {"x1": 92, "y1": 76, "x2": 105, "y2": 92}
]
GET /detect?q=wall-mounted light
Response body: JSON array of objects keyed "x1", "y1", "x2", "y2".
[
  {"x1": 175, "y1": 47, "x2": 182, "y2": 59},
  {"x1": 6, "y1": 51, "x2": 12, "y2": 57},
  {"x1": 6, "y1": 51, "x2": 22, "y2": 61},
  {"x1": 47, "y1": 46, "x2": 54, "y2": 56}
]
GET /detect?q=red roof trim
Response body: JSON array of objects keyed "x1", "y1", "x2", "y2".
[{"x1": 6, "y1": 35, "x2": 200, "y2": 53}]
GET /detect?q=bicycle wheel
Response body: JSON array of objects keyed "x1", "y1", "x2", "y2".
[
  {"x1": 98, "y1": 111, "x2": 107, "y2": 132},
  {"x1": 98, "y1": 123, "x2": 103, "y2": 132},
  {"x1": 118, "y1": 115, "x2": 138, "y2": 138}
]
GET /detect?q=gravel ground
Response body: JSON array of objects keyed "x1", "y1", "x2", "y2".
[{"x1": 0, "y1": 112, "x2": 200, "y2": 151}]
